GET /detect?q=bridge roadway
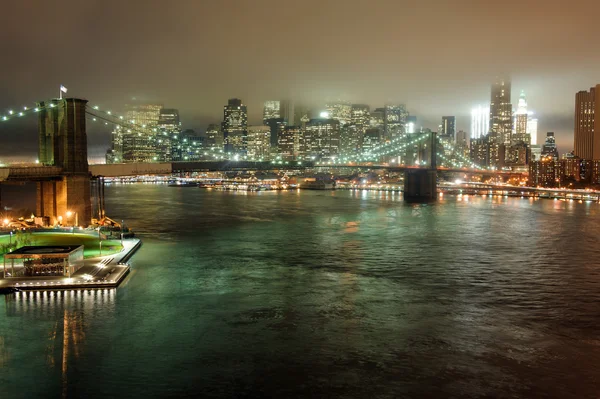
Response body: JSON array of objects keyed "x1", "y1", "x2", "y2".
[{"x1": 0, "y1": 161, "x2": 524, "y2": 179}]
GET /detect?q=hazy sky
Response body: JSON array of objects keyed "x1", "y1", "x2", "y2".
[{"x1": 1, "y1": 0, "x2": 599, "y2": 161}]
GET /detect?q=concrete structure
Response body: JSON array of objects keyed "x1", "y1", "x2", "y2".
[
  {"x1": 37, "y1": 98, "x2": 91, "y2": 226},
  {"x1": 403, "y1": 132, "x2": 437, "y2": 202},
  {"x1": 574, "y1": 84, "x2": 600, "y2": 160}
]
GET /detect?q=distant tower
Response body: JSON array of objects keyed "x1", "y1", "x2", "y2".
[
  {"x1": 222, "y1": 98, "x2": 248, "y2": 154},
  {"x1": 513, "y1": 90, "x2": 529, "y2": 144},
  {"x1": 263, "y1": 101, "x2": 280, "y2": 124},
  {"x1": 489, "y1": 77, "x2": 513, "y2": 166}
]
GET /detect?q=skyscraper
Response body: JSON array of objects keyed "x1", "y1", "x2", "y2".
[
  {"x1": 326, "y1": 101, "x2": 352, "y2": 126},
  {"x1": 470, "y1": 105, "x2": 490, "y2": 139},
  {"x1": 513, "y1": 91, "x2": 529, "y2": 144},
  {"x1": 247, "y1": 125, "x2": 271, "y2": 160},
  {"x1": 384, "y1": 104, "x2": 408, "y2": 141},
  {"x1": 441, "y1": 116, "x2": 456, "y2": 138},
  {"x1": 205, "y1": 124, "x2": 223, "y2": 149},
  {"x1": 222, "y1": 98, "x2": 248, "y2": 154},
  {"x1": 574, "y1": 84, "x2": 600, "y2": 160},
  {"x1": 121, "y1": 102, "x2": 163, "y2": 163},
  {"x1": 489, "y1": 77, "x2": 513, "y2": 145},
  {"x1": 158, "y1": 109, "x2": 180, "y2": 132},
  {"x1": 542, "y1": 132, "x2": 559, "y2": 160},
  {"x1": 304, "y1": 119, "x2": 341, "y2": 161},
  {"x1": 263, "y1": 101, "x2": 281, "y2": 123}
]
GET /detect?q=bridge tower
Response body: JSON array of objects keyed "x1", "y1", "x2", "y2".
[
  {"x1": 403, "y1": 131, "x2": 437, "y2": 202},
  {"x1": 36, "y1": 98, "x2": 92, "y2": 226}
]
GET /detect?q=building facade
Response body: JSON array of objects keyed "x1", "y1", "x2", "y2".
[
  {"x1": 222, "y1": 98, "x2": 248, "y2": 155},
  {"x1": 574, "y1": 84, "x2": 600, "y2": 160}
]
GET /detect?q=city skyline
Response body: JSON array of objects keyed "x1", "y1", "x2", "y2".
[{"x1": 1, "y1": 0, "x2": 599, "y2": 160}]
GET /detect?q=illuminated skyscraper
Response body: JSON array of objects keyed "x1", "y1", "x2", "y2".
[
  {"x1": 247, "y1": 125, "x2": 271, "y2": 159},
  {"x1": 489, "y1": 77, "x2": 513, "y2": 146},
  {"x1": 441, "y1": 116, "x2": 456, "y2": 138},
  {"x1": 513, "y1": 91, "x2": 529, "y2": 144},
  {"x1": 326, "y1": 101, "x2": 352, "y2": 126},
  {"x1": 384, "y1": 104, "x2": 408, "y2": 140},
  {"x1": 121, "y1": 102, "x2": 163, "y2": 163},
  {"x1": 222, "y1": 98, "x2": 248, "y2": 154},
  {"x1": 574, "y1": 84, "x2": 600, "y2": 160},
  {"x1": 304, "y1": 118, "x2": 341, "y2": 161},
  {"x1": 263, "y1": 101, "x2": 281, "y2": 123},
  {"x1": 527, "y1": 116, "x2": 538, "y2": 145},
  {"x1": 542, "y1": 132, "x2": 559, "y2": 160},
  {"x1": 205, "y1": 124, "x2": 223, "y2": 149},
  {"x1": 470, "y1": 105, "x2": 490, "y2": 139},
  {"x1": 158, "y1": 109, "x2": 180, "y2": 132}
]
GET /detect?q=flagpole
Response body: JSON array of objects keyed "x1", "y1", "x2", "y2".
[{"x1": 59, "y1": 85, "x2": 62, "y2": 100}]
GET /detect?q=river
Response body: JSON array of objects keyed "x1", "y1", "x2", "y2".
[{"x1": 2, "y1": 184, "x2": 600, "y2": 398}]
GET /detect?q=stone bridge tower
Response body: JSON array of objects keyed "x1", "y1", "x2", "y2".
[{"x1": 36, "y1": 98, "x2": 91, "y2": 226}]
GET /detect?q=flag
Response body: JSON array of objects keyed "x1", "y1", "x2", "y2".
[{"x1": 60, "y1": 85, "x2": 68, "y2": 93}]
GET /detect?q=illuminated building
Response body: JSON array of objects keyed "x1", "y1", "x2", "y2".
[
  {"x1": 557, "y1": 155, "x2": 592, "y2": 186},
  {"x1": 158, "y1": 109, "x2": 180, "y2": 132},
  {"x1": 205, "y1": 124, "x2": 223, "y2": 149},
  {"x1": 470, "y1": 105, "x2": 489, "y2": 139},
  {"x1": 264, "y1": 117, "x2": 286, "y2": 147},
  {"x1": 121, "y1": 102, "x2": 163, "y2": 163},
  {"x1": 529, "y1": 156, "x2": 556, "y2": 187},
  {"x1": 441, "y1": 116, "x2": 456, "y2": 139},
  {"x1": 513, "y1": 91, "x2": 529, "y2": 144},
  {"x1": 326, "y1": 101, "x2": 352, "y2": 126},
  {"x1": 574, "y1": 84, "x2": 600, "y2": 160},
  {"x1": 263, "y1": 101, "x2": 281, "y2": 123},
  {"x1": 455, "y1": 130, "x2": 469, "y2": 160},
  {"x1": 527, "y1": 116, "x2": 538, "y2": 145},
  {"x1": 362, "y1": 128, "x2": 381, "y2": 153},
  {"x1": 304, "y1": 118, "x2": 340, "y2": 161},
  {"x1": 489, "y1": 77, "x2": 513, "y2": 147},
  {"x1": 280, "y1": 100, "x2": 294, "y2": 125},
  {"x1": 541, "y1": 132, "x2": 559, "y2": 160},
  {"x1": 505, "y1": 141, "x2": 529, "y2": 167},
  {"x1": 277, "y1": 126, "x2": 301, "y2": 160},
  {"x1": 106, "y1": 127, "x2": 123, "y2": 164},
  {"x1": 222, "y1": 98, "x2": 248, "y2": 155},
  {"x1": 370, "y1": 108, "x2": 385, "y2": 131},
  {"x1": 406, "y1": 115, "x2": 417, "y2": 134},
  {"x1": 470, "y1": 137, "x2": 488, "y2": 166},
  {"x1": 340, "y1": 124, "x2": 363, "y2": 154},
  {"x1": 177, "y1": 130, "x2": 204, "y2": 161},
  {"x1": 351, "y1": 104, "x2": 371, "y2": 126},
  {"x1": 384, "y1": 104, "x2": 408, "y2": 141},
  {"x1": 247, "y1": 125, "x2": 271, "y2": 160},
  {"x1": 530, "y1": 144, "x2": 542, "y2": 161}
]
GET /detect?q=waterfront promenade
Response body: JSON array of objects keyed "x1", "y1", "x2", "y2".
[{"x1": 0, "y1": 238, "x2": 141, "y2": 291}]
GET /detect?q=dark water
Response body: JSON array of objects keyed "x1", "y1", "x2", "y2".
[{"x1": 2, "y1": 185, "x2": 600, "y2": 398}]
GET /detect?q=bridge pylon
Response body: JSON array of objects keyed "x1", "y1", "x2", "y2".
[
  {"x1": 36, "y1": 98, "x2": 91, "y2": 226},
  {"x1": 403, "y1": 131, "x2": 437, "y2": 202}
]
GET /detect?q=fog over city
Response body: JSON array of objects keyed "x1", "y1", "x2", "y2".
[{"x1": 1, "y1": 0, "x2": 599, "y2": 160}]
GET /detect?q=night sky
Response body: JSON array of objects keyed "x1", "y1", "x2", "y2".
[{"x1": 1, "y1": 0, "x2": 599, "y2": 161}]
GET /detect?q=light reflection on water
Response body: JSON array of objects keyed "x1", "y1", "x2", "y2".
[{"x1": 2, "y1": 186, "x2": 600, "y2": 398}]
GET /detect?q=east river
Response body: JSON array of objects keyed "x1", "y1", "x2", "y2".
[{"x1": 2, "y1": 185, "x2": 600, "y2": 398}]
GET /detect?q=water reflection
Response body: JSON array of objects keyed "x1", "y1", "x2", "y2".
[{"x1": 2, "y1": 289, "x2": 115, "y2": 397}]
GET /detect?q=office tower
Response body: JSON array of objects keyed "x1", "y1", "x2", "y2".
[
  {"x1": 370, "y1": 108, "x2": 385, "y2": 130},
  {"x1": 489, "y1": 77, "x2": 513, "y2": 145},
  {"x1": 513, "y1": 91, "x2": 529, "y2": 144},
  {"x1": 455, "y1": 130, "x2": 469, "y2": 160},
  {"x1": 280, "y1": 100, "x2": 294, "y2": 125},
  {"x1": 264, "y1": 117, "x2": 286, "y2": 147},
  {"x1": 326, "y1": 101, "x2": 352, "y2": 126},
  {"x1": 247, "y1": 125, "x2": 271, "y2": 160},
  {"x1": 177, "y1": 129, "x2": 204, "y2": 161},
  {"x1": 542, "y1": 132, "x2": 559, "y2": 160},
  {"x1": 527, "y1": 116, "x2": 538, "y2": 145},
  {"x1": 106, "y1": 127, "x2": 123, "y2": 164},
  {"x1": 351, "y1": 104, "x2": 371, "y2": 126},
  {"x1": 384, "y1": 104, "x2": 408, "y2": 141},
  {"x1": 205, "y1": 124, "x2": 223, "y2": 149},
  {"x1": 471, "y1": 105, "x2": 490, "y2": 139},
  {"x1": 574, "y1": 84, "x2": 600, "y2": 160},
  {"x1": 304, "y1": 118, "x2": 341, "y2": 161},
  {"x1": 263, "y1": 101, "x2": 281, "y2": 123},
  {"x1": 121, "y1": 102, "x2": 163, "y2": 163},
  {"x1": 441, "y1": 116, "x2": 456, "y2": 139},
  {"x1": 222, "y1": 98, "x2": 248, "y2": 154},
  {"x1": 158, "y1": 109, "x2": 180, "y2": 132},
  {"x1": 340, "y1": 124, "x2": 362, "y2": 154},
  {"x1": 470, "y1": 137, "x2": 489, "y2": 166},
  {"x1": 362, "y1": 128, "x2": 381, "y2": 153}
]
